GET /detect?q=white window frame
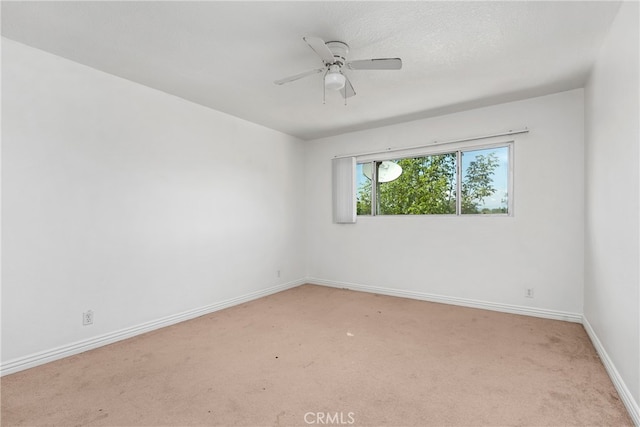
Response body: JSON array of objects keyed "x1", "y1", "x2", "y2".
[{"x1": 356, "y1": 140, "x2": 514, "y2": 217}]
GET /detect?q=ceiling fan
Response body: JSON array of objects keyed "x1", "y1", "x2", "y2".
[{"x1": 274, "y1": 37, "x2": 402, "y2": 100}]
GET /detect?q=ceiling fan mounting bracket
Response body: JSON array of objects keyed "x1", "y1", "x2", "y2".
[{"x1": 325, "y1": 41, "x2": 349, "y2": 66}]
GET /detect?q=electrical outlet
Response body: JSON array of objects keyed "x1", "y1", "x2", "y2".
[
  {"x1": 83, "y1": 310, "x2": 94, "y2": 326},
  {"x1": 525, "y1": 288, "x2": 534, "y2": 298},
  {"x1": 277, "y1": 270, "x2": 281, "y2": 278}
]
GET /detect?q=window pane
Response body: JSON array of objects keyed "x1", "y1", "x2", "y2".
[
  {"x1": 377, "y1": 154, "x2": 457, "y2": 215},
  {"x1": 461, "y1": 146, "x2": 509, "y2": 214},
  {"x1": 356, "y1": 163, "x2": 372, "y2": 215}
]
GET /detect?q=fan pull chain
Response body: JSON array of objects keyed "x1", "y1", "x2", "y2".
[{"x1": 323, "y1": 71, "x2": 326, "y2": 104}]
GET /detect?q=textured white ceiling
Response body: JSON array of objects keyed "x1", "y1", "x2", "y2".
[{"x1": 1, "y1": 1, "x2": 621, "y2": 140}]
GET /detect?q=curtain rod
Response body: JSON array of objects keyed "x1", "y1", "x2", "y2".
[{"x1": 333, "y1": 128, "x2": 529, "y2": 159}]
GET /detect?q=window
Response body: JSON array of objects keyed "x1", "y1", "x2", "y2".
[{"x1": 356, "y1": 143, "x2": 511, "y2": 216}]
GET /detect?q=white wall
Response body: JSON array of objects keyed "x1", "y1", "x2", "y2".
[
  {"x1": 584, "y1": 0, "x2": 639, "y2": 413},
  {"x1": 305, "y1": 90, "x2": 585, "y2": 317},
  {"x1": 1, "y1": 39, "x2": 306, "y2": 365}
]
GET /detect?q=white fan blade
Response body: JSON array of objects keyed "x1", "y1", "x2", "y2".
[
  {"x1": 340, "y1": 74, "x2": 356, "y2": 99},
  {"x1": 274, "y1": 68, "x2": 324, "y2": 85},
  {"x1": 347, "y1": 58, "x2": 402, "y2": 70},
  {"x1": 303, "y1": 36, "x2": 336, "y2": 64}
]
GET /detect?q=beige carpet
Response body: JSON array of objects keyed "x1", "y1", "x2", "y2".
[{"x1": 0, "y1": 284, "x2": 632, "y2": 426}]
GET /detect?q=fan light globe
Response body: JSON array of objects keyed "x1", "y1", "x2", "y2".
[{"x1": 325, "y1": 71, "x2": 346, "y2": 91}]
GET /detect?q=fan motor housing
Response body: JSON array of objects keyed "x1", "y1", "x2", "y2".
[{"x1": 325, "y1": 41, "x2": 349, "y2": 65}]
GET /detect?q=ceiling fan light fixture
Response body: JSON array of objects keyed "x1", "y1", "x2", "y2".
[{"x1": 324, "y1": 67, "x2": 346, "y2": 90}]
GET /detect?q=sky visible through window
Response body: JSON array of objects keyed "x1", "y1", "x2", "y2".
[{"x1": 462, "y1": 146, "x2": 508, "y2": 210}]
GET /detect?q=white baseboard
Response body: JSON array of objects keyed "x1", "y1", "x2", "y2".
[
  {"x1": 0, "y1": 279, "x2": 305, "y2": 376},
  {"x1": 307, "y1": 277, "x2": 583, "y2": 323},
  {"x1": 583, "y1": 316, "x2": 640, "y2": 426}
]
